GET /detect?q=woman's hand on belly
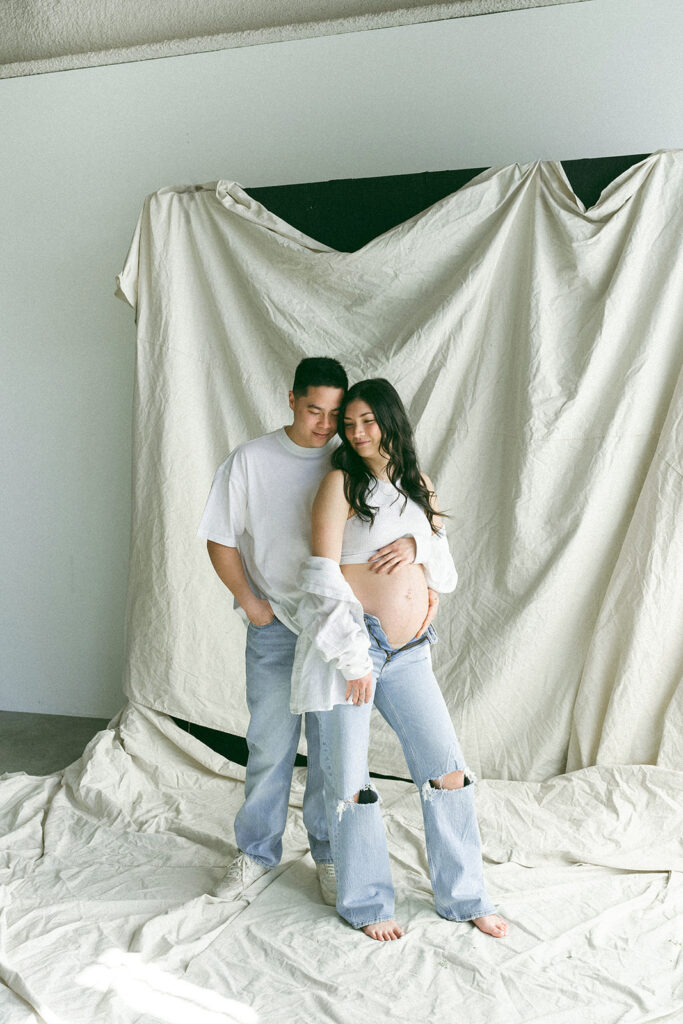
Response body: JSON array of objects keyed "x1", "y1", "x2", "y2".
[{"x1": 367, "y1": 536, "x2": 417, "y2": 574}]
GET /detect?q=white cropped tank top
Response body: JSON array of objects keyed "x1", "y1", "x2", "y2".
[{"x1": 340, "y1": 478, "x2": 433, "y2": 565}]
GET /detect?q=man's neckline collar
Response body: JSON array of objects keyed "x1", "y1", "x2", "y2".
[{"x1": 275, "y1": 427, "x2": 339, "y2": 458}]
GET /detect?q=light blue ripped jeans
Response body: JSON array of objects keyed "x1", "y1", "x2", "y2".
[
  {"x1": 234, "y1": 617, "x2": 331, "y2": 868},
  {"x1": 314, "y1": 614, "x2": 496, "y2": 929}
]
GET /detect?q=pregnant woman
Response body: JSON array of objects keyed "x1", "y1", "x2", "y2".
[{"x1": 291, "y1": 378, "x2": 507, "y2": 941}]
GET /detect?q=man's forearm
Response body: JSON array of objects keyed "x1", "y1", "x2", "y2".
[{"x1": 206, "y1": 541, "x2": 258, "y2": 612}]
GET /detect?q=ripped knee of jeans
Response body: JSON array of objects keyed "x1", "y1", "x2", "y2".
[
  {"x1": 421, "y1": 769, "x2": 476, "y2": 803},
  {"x1": 336, "y1": 783, "x2": 379, "y2": 821}
]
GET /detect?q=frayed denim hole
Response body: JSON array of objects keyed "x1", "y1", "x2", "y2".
[
  {"x1": 335, "y1": 783, "x2": 379, "y2": 820},
  {"x1": 421, "y1": 743, "x2": 464, "y2": 791},
  {"x1": 421, "y1": 769, "x2": 474, "y2": 803}
]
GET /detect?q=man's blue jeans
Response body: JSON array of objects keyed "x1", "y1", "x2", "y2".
[
  {"x1": 234, "y1": 617, "x2": 332, "y2": 867},
  {"x1": 314, "y1": 615, "x2": 496, "y2": 929}
]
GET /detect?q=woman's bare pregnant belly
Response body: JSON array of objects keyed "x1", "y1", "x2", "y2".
[{"x1": 341, "y1": 562, "x2": 429, "y2": 648}]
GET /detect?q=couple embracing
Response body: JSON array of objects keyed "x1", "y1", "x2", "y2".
[{"x1": 198, "y1": 357, "x2": 507, "y2": 941}]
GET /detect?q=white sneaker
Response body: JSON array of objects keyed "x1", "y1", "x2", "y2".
[
  {"x1": 213, "y1": 852, "x2": 270, "y2": 900},
  {"x1": 316, "y1": 861, "x2": 337, "y2": 906}
]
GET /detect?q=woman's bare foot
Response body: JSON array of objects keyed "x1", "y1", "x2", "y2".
[
  {"x1": 473, "y1": 914, "x2": 508, "y2": 937},
  {"x1": 362, "y1": 920, "x2": 404, "y2": 941}
]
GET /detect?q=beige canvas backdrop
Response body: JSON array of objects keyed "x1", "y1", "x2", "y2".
[{"x1": 116, "y1": 151, "x2": 683, "y2": 781}]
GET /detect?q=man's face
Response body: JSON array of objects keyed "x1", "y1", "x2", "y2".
[{"x1": 288, "y1": 385, "x2": 345, "y2": 448}]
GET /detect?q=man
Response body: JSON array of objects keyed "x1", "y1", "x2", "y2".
[{"x1": 198, "y1": 357, "x2": 347, "y2": 902}]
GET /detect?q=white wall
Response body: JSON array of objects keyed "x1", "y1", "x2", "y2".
[{"x1": 1, "y1": 0, "x2": 681, "y2": 716}]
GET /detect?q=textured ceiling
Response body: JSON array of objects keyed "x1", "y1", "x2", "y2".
[{"x1": 1, "y1": 0, "x2": 588, "y2": 79}]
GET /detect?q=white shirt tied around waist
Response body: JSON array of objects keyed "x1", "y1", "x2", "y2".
[{"x1": 291, "y1": 556, "x2": 372, "y2": 714}]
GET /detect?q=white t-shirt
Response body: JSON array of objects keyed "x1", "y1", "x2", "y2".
[{"x1": 197, "y1": 428, "x2": 339, "y2": 633}]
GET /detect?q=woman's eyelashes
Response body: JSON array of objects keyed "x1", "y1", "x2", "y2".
[{"x1": 344, "y1": 419, "x2": 375, "y2": 430}]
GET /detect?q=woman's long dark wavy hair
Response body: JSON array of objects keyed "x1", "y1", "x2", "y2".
[{"x1": 332, "y1": 378, "x2": 441, "y2": 534}]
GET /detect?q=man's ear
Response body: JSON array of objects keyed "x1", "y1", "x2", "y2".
[{"x1": 288, "y1": 390, "x2": 295, "y2": 412}]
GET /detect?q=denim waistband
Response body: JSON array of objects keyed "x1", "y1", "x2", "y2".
[{"x1": 364, "y1": 613, "x2": 434, "y2": 656}]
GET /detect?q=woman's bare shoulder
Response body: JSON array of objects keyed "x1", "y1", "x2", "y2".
[
  {"x1": 323, "y1": 468, "x2": 345, "y2": 484},
  {"x1": 315, "y1": 468, "x2": 348, "y2": 506},
  {"x1": 420, "y1": 471, "x2": 435, "y2": 492}
]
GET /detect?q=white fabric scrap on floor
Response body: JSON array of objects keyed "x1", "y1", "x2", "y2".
[
  {"x1": 115, "y1": 152, "x2": 683, "y2": 782},
  {"x1": 1, "y1": 704, "x2": 681, "y2": 1023}
]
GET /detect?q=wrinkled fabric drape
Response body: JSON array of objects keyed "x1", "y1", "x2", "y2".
[
  {"x1": 116, "y1": 152, "x2": 683, "y2": 781},
  {"x1": 1, "y1": 706, "x2": 681, "y2": 1024}
]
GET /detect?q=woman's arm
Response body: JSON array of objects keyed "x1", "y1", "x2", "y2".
[
  {"x1": 310, "y1": 470, "x2": 373, "y2": 705},
  {"x1": 415, "y1": 473, "x2": 455, "y2": 634},
  {"x1": 311, "y1": 470, "x2": 350, "y2": 562}
]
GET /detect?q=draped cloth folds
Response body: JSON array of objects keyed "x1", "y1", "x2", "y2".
[{"x1": 116, "y1": 152, "x2": 683, "y2": 781}]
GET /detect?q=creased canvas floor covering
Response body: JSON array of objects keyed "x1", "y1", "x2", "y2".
[
  {"x1": 116, "y1": 152, "x2": 682, "y2": 782},
  {"x1": 1, "y1": 704, "x2": 682, "y2": 1023}
]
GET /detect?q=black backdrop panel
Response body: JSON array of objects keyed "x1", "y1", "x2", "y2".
[
  {"x1": 177, "y1": 151, "x2": 651, "y2": 766},
  {"x1": 246, "y1": 154, "x2": 650, "y2": 252}
]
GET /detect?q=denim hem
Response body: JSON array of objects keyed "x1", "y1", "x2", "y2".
[
  {"x1": 439, "y1": 905, "x2": 498, "y2": 923},
  {"x1": 313, "y1": 858, "x2": 334, "y2": 866},
  {"x1": 239, "y1": 850, "x2": 274, "y2": 870},
  {"x1": 351, "y1": 914, "x2": 397, "y2": 930}
]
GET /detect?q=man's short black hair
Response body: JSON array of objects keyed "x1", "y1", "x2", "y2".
[{"x1": 292, "y1": 357, "x2": 348, "y2": 397}]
